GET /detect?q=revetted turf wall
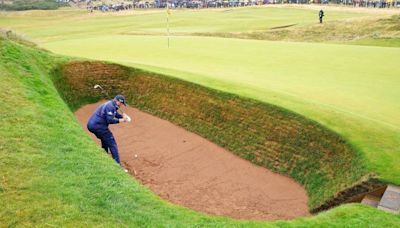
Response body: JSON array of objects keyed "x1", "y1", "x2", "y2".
[{"x1": 52, "y1": 61, "x2": 377, "y2": 211}]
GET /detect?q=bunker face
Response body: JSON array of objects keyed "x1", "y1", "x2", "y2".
[{"x1": 75, "y1": 102, "x2": 309, "y2": 220}]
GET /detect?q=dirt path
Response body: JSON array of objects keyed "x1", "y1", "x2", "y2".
[{"x1": 75, "y1": 102, "x2": 309, "y2": 220}]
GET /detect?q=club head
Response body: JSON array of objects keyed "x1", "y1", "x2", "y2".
[{"x1": 94, "y1": 84, "x2": 101, "y2": 89}]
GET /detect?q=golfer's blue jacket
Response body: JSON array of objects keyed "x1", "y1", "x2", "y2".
[{"x1": 87, "y1": 100, "x2": 123, "y2": 131}]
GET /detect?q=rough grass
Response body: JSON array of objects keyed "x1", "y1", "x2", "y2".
[
  {"x1": 193, "y1": 14, "x2": 400, "y2": 46},
  {"x1": 54, "y1": 60, "x2": 371, "y2": 210},
  {"x1": 0, "y1": 29, "x2": 37, "y2": 47},
  {"x1": 1, "y1": 35, "x2": 400, "y2": 227}
]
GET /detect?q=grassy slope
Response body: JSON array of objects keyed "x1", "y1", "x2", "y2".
[
  {"x1": 1, "y1": 34, "x2": 400, "y2": 228},
  {"x1": 1, "y1": 7, "x2": 398, "y2": 184},
  {"x1": 42, "y1": 35, "x2": 400, "y2": 185}
]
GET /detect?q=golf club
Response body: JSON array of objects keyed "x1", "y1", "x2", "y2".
[
  {"x1": 93, "y1": 84, "x2": 128, "y2": 116},
  {"x1": 93, "y1": 84, "x2": 109, "y2": 98}
]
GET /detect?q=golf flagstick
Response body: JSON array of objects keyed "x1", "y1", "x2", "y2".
[{"x1": 166, "y1": 2, "x2": 171, "y2": 48}]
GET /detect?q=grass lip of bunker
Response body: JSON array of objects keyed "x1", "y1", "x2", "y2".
[{"x1": 52, "y1": 60, "x2": 382, "y2": 213}]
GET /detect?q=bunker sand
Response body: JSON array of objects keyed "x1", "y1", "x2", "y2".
[{"x1": 75, "y1": 102, "x2": 309, "y2": 220}]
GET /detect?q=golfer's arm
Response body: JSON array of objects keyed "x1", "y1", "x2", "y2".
[
  {"x1": 115, "y1": 111, "x2": 123, "y2": 119},
  {"x1": 105, "y1": 107, "x2": 120, "y2": 124},
  {"x1": 106, "y1": 115, "x2": 120, "y2": 124}
]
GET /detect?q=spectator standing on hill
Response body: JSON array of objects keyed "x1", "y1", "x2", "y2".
[
  {"x1": 87, "y1": 95, "x2": 131, "y2": 170},
  {"x1": 319, "y1": 9, "x2": 324, "y2": 23}
]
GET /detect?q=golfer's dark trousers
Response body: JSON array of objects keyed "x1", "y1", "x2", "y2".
[
  {"x1": 88, "y1": 127, "x2": 121, "y2": 164},
  {"x1": 320, "y1": 17, "x2": 323, "y2": 23}
]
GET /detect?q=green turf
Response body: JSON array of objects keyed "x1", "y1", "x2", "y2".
[
  {"x1": 1, "y1": 5, "x2": 400, "y2": 225},
  {"x1": 1, "y1": 5, "x2": 398, "y2": 184},
  {"x1": 1, "y1": 35, "x2": 400, "y2": 228},
  {"x1": 41, "y1": 34, "x2": 400, "y2": 185}
]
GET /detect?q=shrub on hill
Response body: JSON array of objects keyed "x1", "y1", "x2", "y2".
[{"x1": 0, "y1": 0, "x2": 68, "y2": 11}]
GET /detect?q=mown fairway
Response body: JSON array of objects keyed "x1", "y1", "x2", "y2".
[{"x1": 1, "y1": 6, "x2": 399, "y2": 183}]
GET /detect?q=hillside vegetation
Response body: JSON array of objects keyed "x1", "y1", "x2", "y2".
[{"x1": 0, "y1": 0, "x2": 68, "y2": 11}]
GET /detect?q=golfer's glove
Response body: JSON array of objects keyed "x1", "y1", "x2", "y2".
[{"x1": 123, "y1": 113, "x2": 132, "y2": 123}]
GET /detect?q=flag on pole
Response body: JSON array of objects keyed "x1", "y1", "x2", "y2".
[
  {"x1": 167, "y1": 4, "x2": 171, "y2": 15},
  {"x1": 166, "y1": 1, "x2": 171, "y2": 48}
]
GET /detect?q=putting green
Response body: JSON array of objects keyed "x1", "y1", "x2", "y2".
[{"x1": 42, "y1": 34, "x2": 400, "y2": 184}]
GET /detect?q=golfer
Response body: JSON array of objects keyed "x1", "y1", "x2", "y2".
[
  {"x1": 87, "y1": 95, "x2": 131, "y2": 167},
  {"x1": 319, "y1": 9, "x2": 324, "y2": 24}
]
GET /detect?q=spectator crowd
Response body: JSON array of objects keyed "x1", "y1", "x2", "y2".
[{"x1": 62, "y1": 0, "x2": 400, "y2": 12}]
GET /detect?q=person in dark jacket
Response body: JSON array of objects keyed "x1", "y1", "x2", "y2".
[
  {"x1": 319, "y1": 9, "x2": 324, "y2": 23},
  {"x1": 87, "y1": 95, "x2": 131, "y2": 167}
]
